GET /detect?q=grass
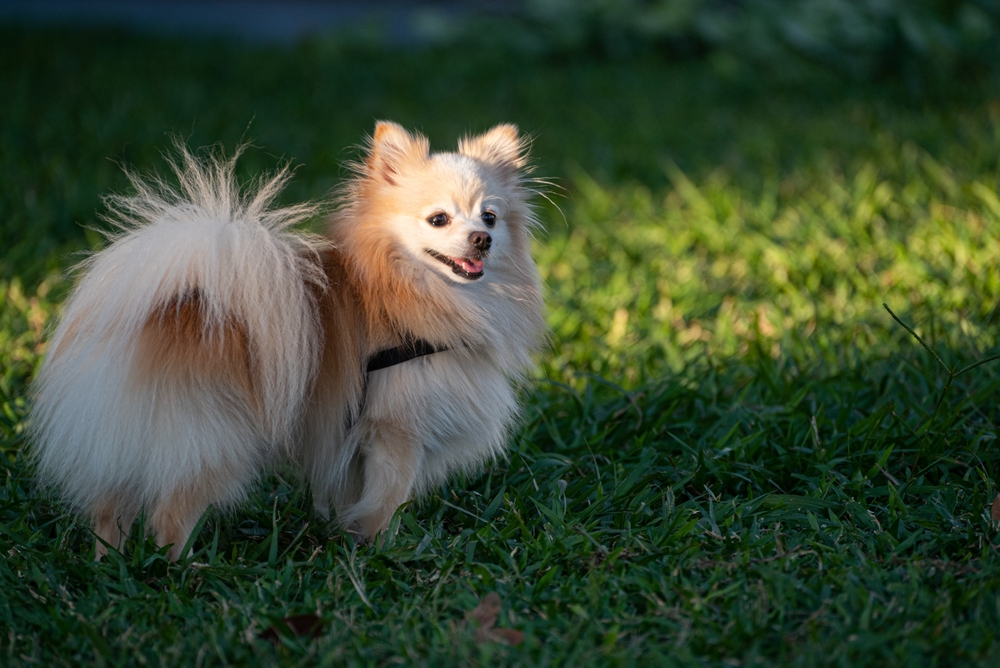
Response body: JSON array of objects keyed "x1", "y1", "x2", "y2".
[{"x1": 3, "y1": 24, "x2": 1000, "y2": 666}]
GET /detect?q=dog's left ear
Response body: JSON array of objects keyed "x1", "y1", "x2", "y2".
[
  {"x1": 368, "y1": 121, "x2": 430, "y2": 186},
  {"x1": 458, "y1": 124, "x2": 528, "y2": 176}
]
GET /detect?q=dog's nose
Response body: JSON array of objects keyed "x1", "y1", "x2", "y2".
[{"x1": 469, "y1": 231, "x2": 492, "y2": 251}]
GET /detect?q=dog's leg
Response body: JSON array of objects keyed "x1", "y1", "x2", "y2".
[
  {"x1": 311, "y1": 451, "x2": 364, "y2": 521},
  {"x1": 92, "y1": 496, "x2": 138, "y2": 560},
  {"x1": 149, "y1": 483, "x2": 214, "y2": 561},
  {"x1": 342, "y1": 423, "x2": 422, "y2": 543}
]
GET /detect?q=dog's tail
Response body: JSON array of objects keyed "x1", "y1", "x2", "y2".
[{"x1": 31, "y1": 145, "x2": 326, "y2": 535}]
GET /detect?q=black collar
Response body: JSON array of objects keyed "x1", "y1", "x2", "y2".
[{"x1": 366, "y1": 338, "x2": 447, "y2": 373}]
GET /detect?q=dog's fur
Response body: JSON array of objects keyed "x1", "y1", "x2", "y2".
[{"x1": 31, "y1": 122, "x2": 546, "y2": 559}]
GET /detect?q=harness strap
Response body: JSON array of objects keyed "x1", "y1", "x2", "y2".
[
  {"x1": 366, "y1": 338, "x2": 447, "y2": 373},
  {"x1": 345, "y1": 338, "x2": 448, "y2": 433}
]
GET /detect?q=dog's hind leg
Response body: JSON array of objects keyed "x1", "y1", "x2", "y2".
[
  {"x1": 149, "y1": 482, "x2": 216, "y2": 561},
  {"x1": 141, "y1": 423, "x2": 264, "y2": 561},
  {"x1": 132, "y1": 295, "x2": 268, "y2": 561},
  {"x1": 92, "y1": 495, "x2": 139, "y2": 560}
]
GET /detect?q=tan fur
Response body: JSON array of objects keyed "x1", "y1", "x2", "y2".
[
  {"x1": 298, "y1": 248, "x2": 367, "y2": 516},
  {"x1": 92, "y1": 494, "x2": 139, "y2": 560},
  {"x1": 149, "y1": 482, "x2": 217, "y2": 561},
  {"x1": 130, "y1": 292, "x2": 258, "y2": 410}
]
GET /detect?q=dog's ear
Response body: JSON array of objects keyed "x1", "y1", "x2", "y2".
[
  {"x1": 458, "y1": 124, "x2": 528, "y2": 176},
  {"x1": 367, "y1": 121, "x2": 429, "y2": 186}
]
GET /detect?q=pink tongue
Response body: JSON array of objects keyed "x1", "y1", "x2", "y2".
[{"x1": 457, "y1": 257, "x2": 484, "y2": 274}]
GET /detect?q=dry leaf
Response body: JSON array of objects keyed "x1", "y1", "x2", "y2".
[
  {"x1": 991, "y1": 494, "x2": 1000, "y2": 522},
  {"x1": 467, "y1": 592, "x2": 523, "y2": 646},
  {"x1": 469, "y1": 592, "x2": 501, "y2": 629},
  {"x1": 259, "y1": 614, "x2": 324, "y2": 643},
  {"x1": 485, "y1": 628, "x2": 525, "y2": 645}
]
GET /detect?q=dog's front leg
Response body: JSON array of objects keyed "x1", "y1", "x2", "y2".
[{"x1": 342, "y1": 422, "x2": 421, "y2": 544}]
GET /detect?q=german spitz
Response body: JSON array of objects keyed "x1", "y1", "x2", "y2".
[{"x1": 32, "y1": 122, "x2": 546, "y2": 559}]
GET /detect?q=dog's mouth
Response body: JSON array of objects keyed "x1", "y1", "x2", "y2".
[{"x1": 426, "y1": 249, "x2": 485, "y2": 280}]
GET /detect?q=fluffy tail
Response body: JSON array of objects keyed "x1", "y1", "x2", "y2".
[{"x1": 31, "y1": 145, "x2": 325, "y2": 555}]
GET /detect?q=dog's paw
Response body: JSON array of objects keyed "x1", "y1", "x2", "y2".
[{"x1": 344, "y1": 521, "x2": 371, "y2": 545}]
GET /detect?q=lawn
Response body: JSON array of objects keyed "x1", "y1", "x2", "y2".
[{"x1": 2, "y1": 22, "x2": 1000, "y2": 666}]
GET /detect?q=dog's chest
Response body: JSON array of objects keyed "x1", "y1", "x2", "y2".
[{"x1": 360, "y1": 350, "x2": 518, "y2": 455}]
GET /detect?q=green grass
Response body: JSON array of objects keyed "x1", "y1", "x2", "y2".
[{"x1": 3, "y1": 25, "x2": 1000, "y2": 666}]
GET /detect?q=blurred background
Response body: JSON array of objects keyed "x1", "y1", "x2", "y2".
[
  {"x1": 4, "y1": 0, "x2": 1000, "y2": 384},
  {"x1": 5, "y1": 0, "x2": 999, "y2": 73}
]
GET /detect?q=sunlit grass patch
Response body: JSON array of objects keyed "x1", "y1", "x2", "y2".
[{"x1": 541, "y1": 146, "x2": 1000, "y2": 386}]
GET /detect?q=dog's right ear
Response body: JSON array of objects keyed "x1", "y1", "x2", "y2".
[{"x1": 367, "y1": 121, "x2": 429, "y2": 186}]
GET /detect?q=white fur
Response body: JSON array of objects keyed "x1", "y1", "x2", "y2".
[{"x1": 32, "y1": 147, "x2": 325, "y2": 515}]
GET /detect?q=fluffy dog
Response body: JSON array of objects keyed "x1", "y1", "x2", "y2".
[{"x1": 31, "y1": 122, "x2": 547, "y2": 559}]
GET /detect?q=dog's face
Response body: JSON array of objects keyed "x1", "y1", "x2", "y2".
[{"x1": 360, "y1": 122, "x2": 532, "y2": 285}]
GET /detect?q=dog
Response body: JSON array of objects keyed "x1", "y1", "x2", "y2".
[{"x1": 31, "y1": 122, "x2": 547, "y2": 560}]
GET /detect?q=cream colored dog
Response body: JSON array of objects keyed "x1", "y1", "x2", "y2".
[{"x1": 32, "y1": 122, "x2": 547, "y2": 559}]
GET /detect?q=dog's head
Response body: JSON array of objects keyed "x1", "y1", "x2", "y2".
[{"x1": 350, "y1": 121, "x2": 535, "y2": 285}]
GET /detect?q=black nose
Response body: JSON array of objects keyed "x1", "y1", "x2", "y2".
[{"x1": 469, "y1": 231, "x2": 492, "y2": 251}]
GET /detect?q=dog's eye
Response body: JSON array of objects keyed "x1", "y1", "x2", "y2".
[
  {"x1": 426, "y1": 212, "x2": 450, "y2": 227},
  {"x1": 481, "y1": 211, "x2": 497, "y2": 227}
]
